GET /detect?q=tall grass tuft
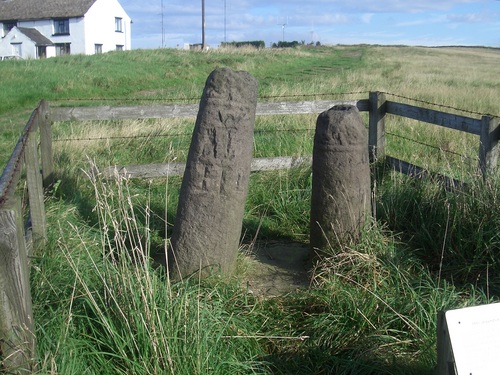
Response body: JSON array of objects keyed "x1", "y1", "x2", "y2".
[
  {"x1": 377, "y1": 170, "x2": 500, "y2": 295},
  {"x1": 33, "y1": 162, "x2": 270, "y2": 374},
  {"x1": 295, "y1": 222, "x2": 486, "y2": 374}
]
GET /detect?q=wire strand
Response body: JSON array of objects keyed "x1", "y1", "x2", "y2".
[
  {"x1": 386, "y1": 131, "x2": 477, "y2": 162},
  {"x1": 50, "y1": 92, "x2": 496, "y2": 166},
  {"x1": 52, "y1": 128, "x2": 314, "y2": 143},
  {"x1": 51, "y1": 91, "x2": 499, "y2": 118},
  {"x1": 380, "y1": 91, "x2": 496, "y2": 118}
]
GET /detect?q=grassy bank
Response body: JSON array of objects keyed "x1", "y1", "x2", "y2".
[
  {"x1": 1, "y1": 45, "x2": 499, "y2": 374},
  {"x1": 1, "y1": 46, "x2": 499, "y2": 115}
]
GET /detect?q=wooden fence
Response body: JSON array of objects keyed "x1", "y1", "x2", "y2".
[
  {"x1": 0, "y1": 100, "x2": 51, "y2": 374},
  {"x1": 48, "y1": 93, "x2": 499, "y2": 180},
  {"x1": 0, "y1": 92, "x2": 498, "y2": 372}
]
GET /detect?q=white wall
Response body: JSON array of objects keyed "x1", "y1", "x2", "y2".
[
  {"x1": 84, "y1": 0, "x2": 132, "y2": 53},
  {"x1": 11, "y1": 18, "x2": 87, "y2": 55},
  {"x1": 0, "y1": 29, "x2": 12, "y2": 56},
  {"x1": 46, "y1": 45, "x2": 56, "y2": 58}
]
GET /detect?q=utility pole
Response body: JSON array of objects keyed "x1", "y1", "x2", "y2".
[{"x1": 202, "y1": 0, "x2": 206, "y2": 49}]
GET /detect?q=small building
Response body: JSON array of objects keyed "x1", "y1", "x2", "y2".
[
  {"x1": 0, "y1": 26, "x2": 55, "y2": 59},
  {"x1": 0, "y1": 0, "x2": 131, "y2": 59}
]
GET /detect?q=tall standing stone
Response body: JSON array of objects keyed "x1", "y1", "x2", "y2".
[
  {"x1": 170, "y1": 68, "x2": 258, "y2": 279},
  {"x1": 310, "y1": 105, "x2": 371, "y2": 257}
]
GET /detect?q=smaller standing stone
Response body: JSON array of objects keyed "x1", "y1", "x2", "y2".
[
  {"x1": 310, "y1": 105, "x2": 371, "y2": 257},
  {"x1": 169, "y1": 68, "x2": 258, "y2": 280}
]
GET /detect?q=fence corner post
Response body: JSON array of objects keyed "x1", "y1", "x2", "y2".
[
  {"x1": 39, "y1": 100, "x2": 54, "y2": 189},
  {"x1": 478, "y1": 115, "x2": 500, "y2": 179},
  {"x1": 0, "y1": 198, "x2": 36, "y2": 374},
  {"x1": 24, "y1": 106, "x2": 47, "y2": 246},
  {"x1": 368, "y1": 91, "x2": 386, "y2": 163}
]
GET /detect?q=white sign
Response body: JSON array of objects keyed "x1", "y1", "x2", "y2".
[{"x1": 446, "y1": 303, "x2": 500, "y2": 375}]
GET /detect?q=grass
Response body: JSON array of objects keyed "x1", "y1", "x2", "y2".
[
  {"x1": 1, "y1": 45, "x2": 500, "y2": 373},
  {"x1": 376, "y1": 171, "x2": 500, "y2": 293},
  {"x1": 33, "y1": 164, "x2": 490, "y2": 375},
  {"x1": 32, "y1": 166, "x2": 492, "y2": 374}
]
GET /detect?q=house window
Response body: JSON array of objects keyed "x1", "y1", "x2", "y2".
[
  {"x1": 95, "y1": 44, "x2": 103, "y2": 54},
  {"x1": 115, "y1": 17, "x2": 123, "y2": 32},
  {"x1": 3, "y1": 21, "x2": 17, "y2": 37},
  {"x1": 116, "y1": 45, "x2": 124, "y2": 51},
  {"x1": 37, "y1": 46, "x2": 47, "y2": 59},
  {"x1": 54, "y1": 19, "x2": 70, "y2": 35},
  {"x1": 55, "y1": 43, "x2": 71, "y2": 56}
]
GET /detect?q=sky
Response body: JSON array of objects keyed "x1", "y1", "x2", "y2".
[{"x1": 119, "y1": 0, "x2": 500, "y2": 49}]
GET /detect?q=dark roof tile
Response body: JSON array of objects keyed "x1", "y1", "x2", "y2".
[
  {"x1": 17, "y1": 27, "x2": 53, "y2": 45},
  {"x1": 0, "y1": 0, "x2": 98, "y2": 21}
]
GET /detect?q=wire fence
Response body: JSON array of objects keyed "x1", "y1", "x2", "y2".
[
  {"x1": 52, "y1": 127, "x2": 470, "y2": 158},
  {"x1": 386, "y1": 132, "x2": 479, "y2": 171},
  {"x1": 50, "y1": 91, "x2": 493, "y2": 166},
  {"x1": 380, "y1": 91, "x2": 497, "y2": 118},
  {"x1": 52, "y1": 90, "x2": 369, "y2": 104},
  {"x1": 51, "y1": 90, "x2": 499, "y2": 117}
]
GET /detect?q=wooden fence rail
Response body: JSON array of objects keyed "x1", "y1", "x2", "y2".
[
  {"x1": 0, "y1": 92, "x2": 498, "y2": 372},
  {"x1": 0, "y1": 100, "x2": 51, "y2": 374},
  {"x1": 50, "y1": 99, "x2": 369, "y2": 122},
  {"x1": 48, "y1": 93, "x2": 498, "y2": 180}
]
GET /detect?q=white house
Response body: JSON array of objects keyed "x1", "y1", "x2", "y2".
[{"x1": 0, "y1": 0, "x2": 131, "y2": 59}]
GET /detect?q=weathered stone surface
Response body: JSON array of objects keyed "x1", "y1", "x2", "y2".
[
  {"x1": 310, "y1": 105, "x2": 371, "y2": 256},
  {"x1": 169, "y1": 68, "x2": 258, "y2": 279}
]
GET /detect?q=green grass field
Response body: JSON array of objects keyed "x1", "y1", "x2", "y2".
[{"x1": 2, "y1": 45, "x2": 500, "y2": 374}]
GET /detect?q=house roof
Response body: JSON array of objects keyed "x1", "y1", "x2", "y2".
[
  {"x1": 17, "y1": 27, "x2": 53, "y2": 46},
  {"x1": 0, "y1": 0, "x2": 98, "y2": 21}
]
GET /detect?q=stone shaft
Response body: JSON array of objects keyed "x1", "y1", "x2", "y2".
[
  {"x1": 310, "y1": 105, "x2": 371, "y2": 255},
  {"x1": 170, "y1": 68, "x2": 258, "y2": 279}
]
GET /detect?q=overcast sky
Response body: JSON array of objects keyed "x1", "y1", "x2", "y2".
[{"x1": 119, "y1": 0, "x2": 500, "y2": 49}]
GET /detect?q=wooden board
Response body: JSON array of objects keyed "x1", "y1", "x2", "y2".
[
  {"x1": 50, "y1": 100, "x2": 370, "y2": 122},
  {"x1": 445, "y1": 303, "x2": 500, "y2": 374},
  {"x1": 103, "y1": 156, "x2": 312, "y2": 179},
  {"x1": 386, "y1": 101, "x2": 482, "y2": 135}
]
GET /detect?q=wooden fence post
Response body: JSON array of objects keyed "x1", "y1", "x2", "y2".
[
  {"x1": 39, "y1": 100, "x2": 54, "y2": 189},
  {"x1": 24, "y1": 108, "x2": 47, "y2": 247},
  {"x1": 368, "y1": 91, "x2": 386, "y2": 163},
  {"x1": 0, "y1": 198, "x2": 36, "y2": 374},
  {"x1": 478, "y1": 115, "x2": 499, "y2": 179}
]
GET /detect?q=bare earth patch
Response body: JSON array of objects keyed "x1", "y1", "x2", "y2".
[
  {"x1": 153, "y1": 242, "x2": 312, "y2": 296},
  {"x1": 242, "y1": 242, "x2": 312, "y2": 297}
]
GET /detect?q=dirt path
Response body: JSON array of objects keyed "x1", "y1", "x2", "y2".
[
  {"x1": 241, "y1": 242, "x2": 312, "y2": 297},
  {"x1": 153, "y1": 241, "x2": 312, "y2": 296}
]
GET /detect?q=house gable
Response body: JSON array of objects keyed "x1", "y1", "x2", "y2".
[{"x1": 84, "y1": 0, "x2": 131, "y2": 53}]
